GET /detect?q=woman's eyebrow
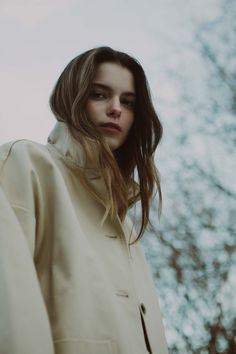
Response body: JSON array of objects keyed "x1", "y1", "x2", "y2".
[{"x1": 92, "y1": 83, "x2": 136, "y2": 98}]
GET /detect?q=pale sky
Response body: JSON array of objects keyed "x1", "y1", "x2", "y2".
[{"x1": 0, "y1": 0, "x2": 219, "y2": 144}]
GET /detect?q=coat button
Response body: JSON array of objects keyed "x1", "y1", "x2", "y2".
[
  {"x1": 116, "y1": 290, "x2": 129, "y2": 297},
  {"x1": 104, "y1": 234, "x2": 118, "y2": 239},
  {"x1": 141, "y1": 303, "x2": 146, "y2": 315}
]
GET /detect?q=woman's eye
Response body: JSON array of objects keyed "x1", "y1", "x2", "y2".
[
  {"x1": 91, "y1": 92, "x2": 105, "y2": 99},
  {"x1": 122, "y1": 100, "x2": 135, "y2": 109}
]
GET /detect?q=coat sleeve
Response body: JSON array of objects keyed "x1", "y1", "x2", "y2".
[{"x1": 0, "y1": 142, "x2": 54, "y2": 354}]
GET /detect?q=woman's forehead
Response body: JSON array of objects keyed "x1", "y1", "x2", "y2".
[{"x1": 93, "y1": 62, "x2": 135, "y2": 94}]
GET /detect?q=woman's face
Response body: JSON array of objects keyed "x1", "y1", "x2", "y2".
[{"x1": 86, "y1": 62, "x2": 136, "y2": 151}]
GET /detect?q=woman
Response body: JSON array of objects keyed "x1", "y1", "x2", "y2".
[{"x1": 0, "y1": 47, "x2": 168, "y2": 354}]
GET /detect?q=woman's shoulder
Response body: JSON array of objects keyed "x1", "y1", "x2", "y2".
[
  {"x1": 0, "y1": 138, "x2": 48, "y2": 156},
  {"x1": 0, "y1": 139, "x2": 53, "y2": 172}
]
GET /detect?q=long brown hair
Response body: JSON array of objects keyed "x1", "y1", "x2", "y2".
[{"x1": 49, "y1": 46, "x2": 163, "y2": 244}]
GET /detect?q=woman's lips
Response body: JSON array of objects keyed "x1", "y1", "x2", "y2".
[
  {"x1": 101, "y1": 126, "x2": 120, "y2": 133},
  {"x1": 100, "y1": 123, "x2": 121, "y2": 132}
]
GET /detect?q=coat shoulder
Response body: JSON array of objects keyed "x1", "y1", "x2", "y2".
[{"x1": 0, "y1": 139, "x2": 52, "y2": 172}]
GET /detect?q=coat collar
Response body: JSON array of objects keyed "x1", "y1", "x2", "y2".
[
  {"x1": 47, "y1": 121, "x2": 93, "y2": 170},
  {"x1": 47, "y1": 122, "x2": 108, "y2": 202}
]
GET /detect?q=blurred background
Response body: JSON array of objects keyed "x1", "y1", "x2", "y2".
[{"x1": 1, "y1": 0, "x2": 235, "y2": 352}]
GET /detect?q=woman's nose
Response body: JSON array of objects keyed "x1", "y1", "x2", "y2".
[{"x1": 107, "y1": 97, "x2": 121, "y2": 118}]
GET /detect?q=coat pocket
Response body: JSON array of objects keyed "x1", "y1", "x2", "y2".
[{"x1": 54, "y1": 338, "x2": 118, "y2": 354}]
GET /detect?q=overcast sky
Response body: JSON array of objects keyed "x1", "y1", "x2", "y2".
[{"x1": 0, "y1": 0, "x2": 219, "y2": 144}]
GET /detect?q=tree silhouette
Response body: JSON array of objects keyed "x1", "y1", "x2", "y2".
[{"x1": 135, "y1": 0, "x2": 236, "y2": 352}]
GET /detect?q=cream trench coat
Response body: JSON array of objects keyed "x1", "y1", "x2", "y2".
[{"x1": 0, "y1": 122, "x2": 168, "y2": 354}]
